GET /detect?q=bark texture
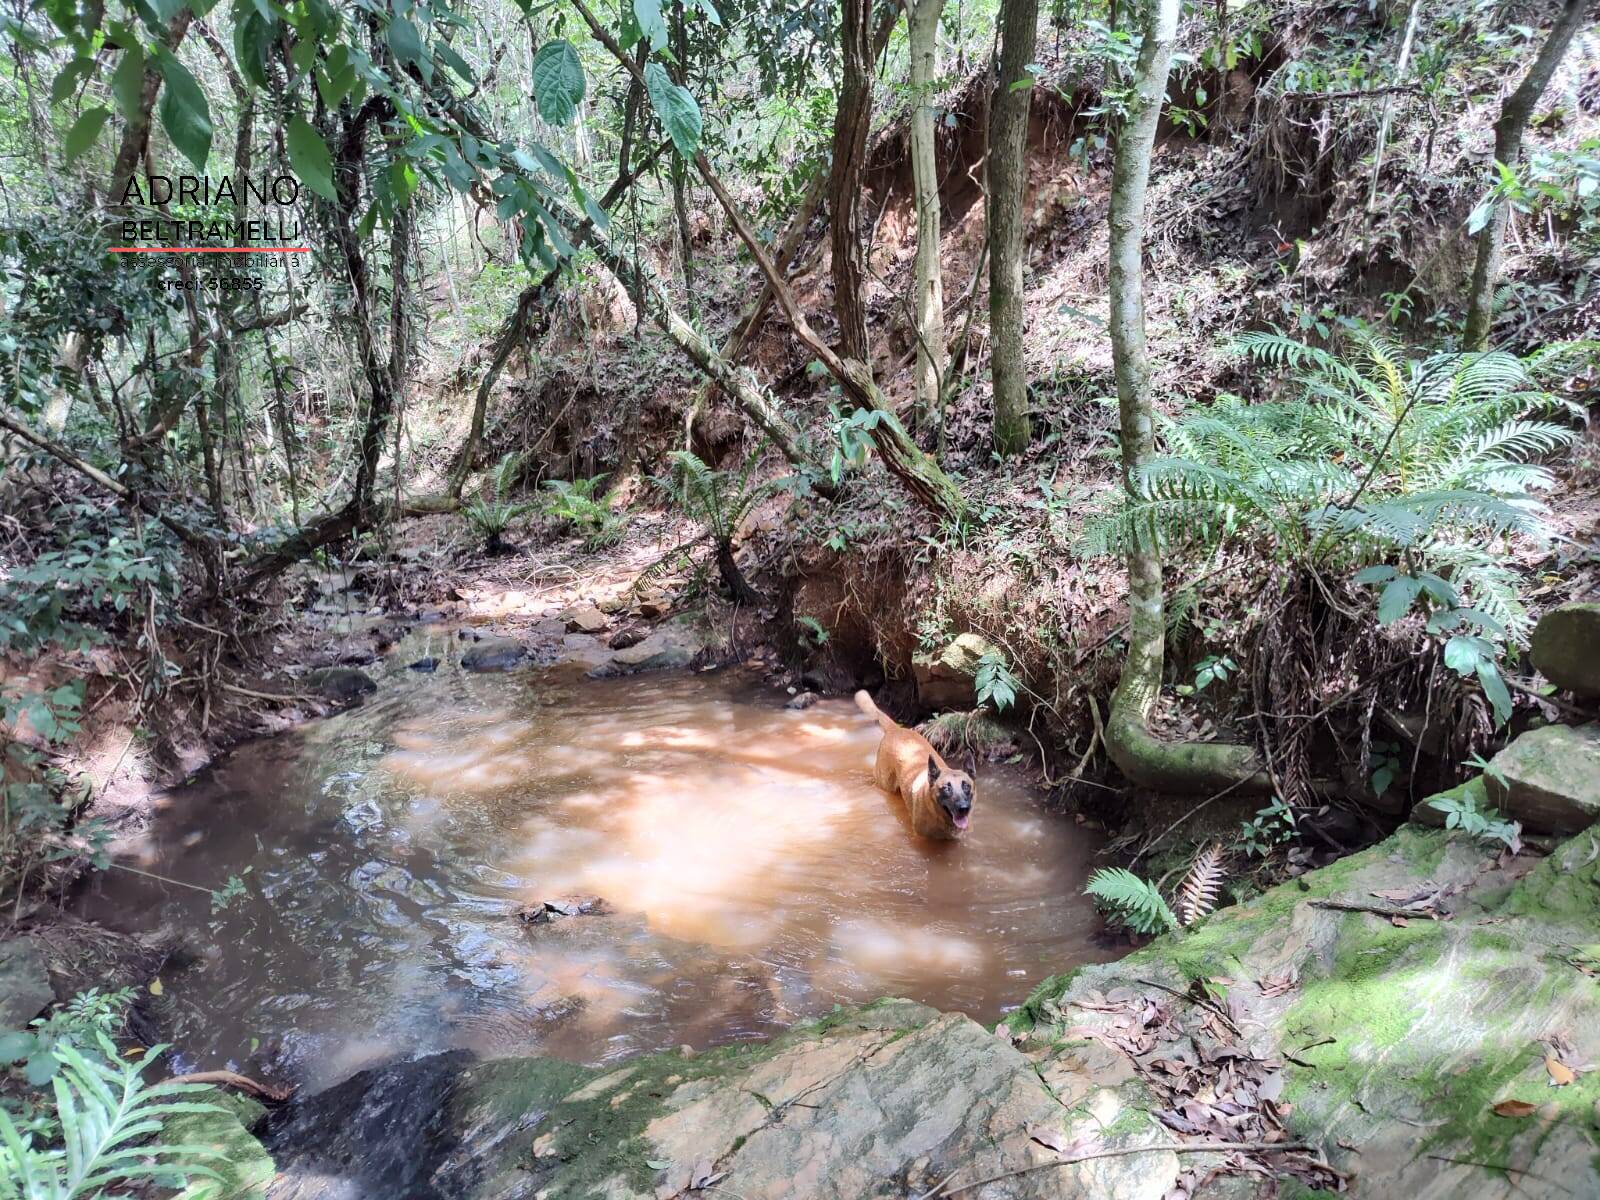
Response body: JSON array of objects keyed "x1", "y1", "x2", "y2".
[
  {"x1": 827, "y1": 0, "x2": 876, "y2": 366},
  {"x1": 908, "y1": 0, "x2": 949, "y2": 433},
  {"x1": 1105, "y1": 0, "x2": 1268, "y2": 795},
  {"x1": 987, "y1": 0, "x2": 1038, "y2": 456},
  {"x1": 1461, "y1": 0, "x2": 1588, "y2": 350}
]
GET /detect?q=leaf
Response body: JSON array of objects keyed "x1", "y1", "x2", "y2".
[
  {"x1": 51, "y1": 56, "x2": 93, "y2": 105},
  {"x1": 1476, "y1": 659, "x2": 1512, "y2": 726},
  {"x1": 1491, "y1": 1098, "x2": 1537, "y2": 1117},
  {"x1": 644, "y1": 1158, "x2": 671, "y2": 1170},
  {"x1": 24, "y1": 1053, "x2": 60, "y2": 1085},
  {"x1": 1377, "y1": 576, "x2": 1421, "y2": 624},
  {"x1": 110, "y1": 43, "x2": 146, "y2": 119},
  {"x1": 1353, "y1": 564, "x2": 1397, "y2": 585},
  {"x1": 632, "y1": 0, "x2": 668, "y2": 50},
  {"x1": 1545, "y1": 1056, "x2": 1575, "y2": 1086},
  {"x1": 64, "y1": 106, "x2": 112, "y2": 163},
  {"x1": 531, "y1": 40, "x2": 585, "y2": 126},
  {"x1": 1443, "y1": 635, "x2": 1483, "y2": 676},
  {"x1": 149, "y1": 977, "x2": 164, "y2": 996},
  {"x1": 645, "y1": 62, "x2": 702, "y2": 160},
  {"x1": 153, "y1": 46, "x2": 212, "y2": 169},
  {"x1": 387, "y1": 15, "x2": 425, "y2": 67},
  {"x1": 287, "y1": 115, "x2": 338, "y2": 202},
  {"x1": 0, "y1": 1031, "x2": 35, "y2": 1063}
]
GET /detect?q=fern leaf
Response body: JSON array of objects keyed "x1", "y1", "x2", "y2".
[
  {"x1": 1176, "y1": 843, "x2": 1227, "y2": 927},
  {"x1": 1085, "y1": 868, "x2": 1179, "y2": 935}
]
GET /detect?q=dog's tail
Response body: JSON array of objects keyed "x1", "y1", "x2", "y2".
[{"x1": 854, "y1": 690, "x2": 895, "y2": 731}]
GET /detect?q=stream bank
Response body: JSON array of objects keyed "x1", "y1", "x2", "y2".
[{"x1": 149, "y1": 729, "x2": 1599, "y2": 1199}]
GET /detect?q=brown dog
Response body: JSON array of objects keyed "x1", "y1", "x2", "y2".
[{"x1": 854, "y1": 691, "x2": 975, "y2": 839}]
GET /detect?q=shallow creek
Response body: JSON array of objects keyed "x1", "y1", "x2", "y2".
[{"x1": 77, "y1": 663, "x2": 1114, "y2": 1090}]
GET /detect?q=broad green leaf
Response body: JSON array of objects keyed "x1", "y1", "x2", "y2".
[
  {"x1": 531, "y1": 40, "x2": 585, "y2": 126},
  {"x1": 287, "y1": 115, "x2": 337, "y2": 202},
  {"x1": 0, "y1": 1031, "x2": 34, "y2": 1063},
  {"x1": 1352, "y1": 564, "x2": 1397, "y2": 584},
  {"x1": 235, "y1": 9, "x2": 273, "y2": 89},
  {"x1": 437, "y1": 41, "x2": 475, "y2": 83},
  {"x1": 388, "y1": 159, "x2": 418, "y2": 209},
  {"x1": 64, "y1": 105, "x2": 112, "y2": 163},
  {"x1": 632, "y1": 0, "x2": 667, "y2": 50},
  {"x1": 1376, "y1": 575, "x2": 1420, "y2": 625},
  {"x1": 644, "y1": 62, "x2": 701, "y2": 160},
  {"x1": 153, "y1": 46, "x2": 212, "y2": 169},
  {"x1": 51, "y1": 56, "x2": 93, "y2": 105},
  {"x1": 1442, "y1": 634, "x2": 1483, "y2": 676},
  {"x1": 1476, "y1": 659, "x2": 1512, "y2": 726},
  {"x1": 388, "y1": 15, "x2": 425, "y2": 67},
  {"x1": 110, "y1": 43, "x2": 146, "y2": 119}
]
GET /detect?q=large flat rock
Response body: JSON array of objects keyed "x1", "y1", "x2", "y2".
[
  {"x1": 0, "y1": 937, "x2": 52, "y2": 1029},
  {"x1": 1486, "y1": 722, "x2": 1600, "y2": 834}
]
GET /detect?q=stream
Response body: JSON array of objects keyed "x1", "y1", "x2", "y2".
[{"x1": 77, "y1": 659, "x2": 1114, "y2": 1091}]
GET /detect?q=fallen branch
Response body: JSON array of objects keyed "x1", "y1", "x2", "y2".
[
  {"x1": 1308, "y1": 900, "x2": 1442, "y2": 921},
  {"x1": 920, "y1": 1140, "x2": 1317, "y2": 1199},
  {"x1": 169, "y1": 1069, "x2": 294, "y2": 1103}
]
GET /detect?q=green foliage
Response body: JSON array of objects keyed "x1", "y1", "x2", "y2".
[
  {"x1": 538, "y1": 474, "x2": 625, "y2": 550},
  {"x1": 1428, "y1": 789, "x2": 1520, "y2": 853},
  {"x1": 644, "y1": 62, "x2": 704, "y2": 160},
  {"x1": 0, "y1": 990, "x2": 137, "y2": 1089},
  {"x1": 1238, "y1": 797, "x2": 1297, "y2": 859},
  {"x1": 532, "y1": 41, "x2": 587, "y2": 126},
  {"x1": 0, "y1": 1036, "x2": 224, "y2": 1200},
  {"x1": 652, "y1": 449, "x2": 782, "y2": 549},
  {"x1": 794, "y1": 615, "x2": 829, "y2": 651},
  {"x1": 972, "y1": 648, "x2": 1018, "y2": 713},
  {"x1": 286, "y1": 116, "x2": 336, "y2": 202},
  {"x1": 1085, "y1": 868, "x2": 1179, "y2": 935},
  {"x1": 462, "y1": 454, "x2": 532, "y2": 551},
  {"x1": 1084, "y1": 332, "x2": 1582, "y2": 723}
]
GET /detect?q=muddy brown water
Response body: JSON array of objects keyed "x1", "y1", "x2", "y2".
[{"x1": 77, "y1": 663, "x2": 1115, "y2": 1090}]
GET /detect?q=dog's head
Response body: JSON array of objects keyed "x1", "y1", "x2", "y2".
[{"x1": 927, "y1": 753, "x2": 976, "y2": 832}]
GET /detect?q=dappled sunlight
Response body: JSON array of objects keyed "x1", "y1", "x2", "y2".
[{"x1": 75, "y1": 670, "x2": 1114, "y2": 1084}]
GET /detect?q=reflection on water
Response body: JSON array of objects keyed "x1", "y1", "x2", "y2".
[{"x1": 77, "y1": 664, "x2": 1114, "y2": 1089}]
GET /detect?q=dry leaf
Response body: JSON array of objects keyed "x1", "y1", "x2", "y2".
[
  {"x1": 1390, "y1": 915, "x2": 1409, "y2": 927},
  {"x1": 1025, "y1": 1121, "x2": 1070, "y2": 1154},
  {"x1": 148, "y1": 978, "x2": 164, "y2": 996},
  {"x1": 1546, "y1": 1056, "x2": 1576, "y2": 1087},
  {"x1": 1492, "y1": 1099, "x2": 1538, "y2": 1117}
]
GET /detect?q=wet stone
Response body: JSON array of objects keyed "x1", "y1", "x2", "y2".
[
  {"x1": 460, "y1": 636, "x2": 526, "y2": 672},
  {"x1": 306, "y1": 667, "x2": 377, "y2": 704}
]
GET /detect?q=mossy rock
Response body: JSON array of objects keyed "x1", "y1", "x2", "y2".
[
  {"x1": 165, "y1": 1089, "x2": 274, "y2": 1200},
  {"x1": 1530, "y1": 602, "x2": 1600, "y2": 697},
  {"x1": 1485, "y1": 722, "x2": 1600, "y2": 834}
]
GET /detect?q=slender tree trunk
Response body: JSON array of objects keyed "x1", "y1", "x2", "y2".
[
  {"x1": 908, "y1": 0, "x2": 949, "y2": 437},
  {"x1": 828, "y1": 0, "x2": 876, "y2": 366},
  {"x1": 568, "y1": 0, "x2": 964, "y2": 522},
  {"x1": 1105, "y1": 0, "x2": 1267, "y2": 795},
  {"x1": 1462, "y1": 0, "x2": 1587, "y2": 350},
  {"x1": 669, "y1": 4, "x2": 699, "y2": 319},
  {"x1": 988, "y1": 0, "x2": 1037, "y2": 456}
]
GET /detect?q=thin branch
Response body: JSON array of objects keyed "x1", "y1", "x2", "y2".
[{"x1": 921, "y1": 1141, "x2": 1317, "y2": 1199}]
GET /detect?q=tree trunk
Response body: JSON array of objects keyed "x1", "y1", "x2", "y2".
[
  {"x1": 908, "y1": 0, "x2": 949, "y2": 436},
  {"x1": 568, "y1": 0, "x2": 964, "y2": 523},
  {"x1": 988, "y1": 0, "x2": 1037, "y2": 456},
  {"x1": 828, "y1": 0, "x2": 876, "y2": 366},
  {"x1": 1461, "y1": 0, "x2": 1587, "y2": 350},
  {"x1": 1105, "y1": 0, "x2": 1268, "y2": 795}
]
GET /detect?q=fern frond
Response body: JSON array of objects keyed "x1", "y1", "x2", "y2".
[
  {"x1": 1085, "y1": 868, "x2": 1179, "y2": 935},
  {"x1": 1176, "y1": 843, "x2": 1227, "y2": 927}
]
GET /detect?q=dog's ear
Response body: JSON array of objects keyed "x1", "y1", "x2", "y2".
[
  {"x1": 928, "y1": 755, "x2": 939, "y2": 785},
  {"x1": 961, "y1": 746, "x2": 977, "y2": 777}
]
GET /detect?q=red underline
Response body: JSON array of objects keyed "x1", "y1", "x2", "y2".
[{"x1": 109, "y1": 246, "x2": 310, "y2": 254}]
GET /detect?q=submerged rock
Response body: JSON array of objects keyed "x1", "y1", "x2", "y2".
[
  {"x1": 1531, "y1": 601, "x2": 1600, "y2": 697},
  {"x1": 305, "y1": 667, "x2": 377, "y2": 704},
  {"x1": 407, "y1": 657, "x2": 439, "y2": 673},
  {"x1": 1485, "y1": 721, "x2": 1600, "y2": 834},
  {"x1": 460, "y1": 636, "x2": 526, "y2": 673}
]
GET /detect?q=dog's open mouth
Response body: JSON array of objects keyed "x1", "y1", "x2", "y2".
[{"x1": 949, "y1": 810, "x2": 970, "y2": 830}]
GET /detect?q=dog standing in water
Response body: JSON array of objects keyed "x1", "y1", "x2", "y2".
[{"x1": 854, "y1": 691, "x2": 975, "y2": 839}]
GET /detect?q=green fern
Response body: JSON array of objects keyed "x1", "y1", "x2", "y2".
[
  {"x1": 652, "y1": 447, "x2": 783, "y2": 547},
  {"x1": 461, "y1": 452, "x2": 532, "y2": 551},
  {"x1": 0, "y1": 1038, "x2": 224, "y2": 1200},
  {"x1": 1081, "y1": 333, "x2": 1583, "y2": 645},
  {"x1": 1085, "y1": 868, "x2": 1180, "y2": 935}
]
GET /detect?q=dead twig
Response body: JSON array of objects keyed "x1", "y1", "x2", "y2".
[
  {"x1": 919, "y1": 1140, "x2": 1318, "y2": 1199},
  {"x1": 1308, "y1": 900, "x2": 1441, "y2": 920},
  {"x1": 169, "y1": 1069, "x2": 295, "y2": 1103}
]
